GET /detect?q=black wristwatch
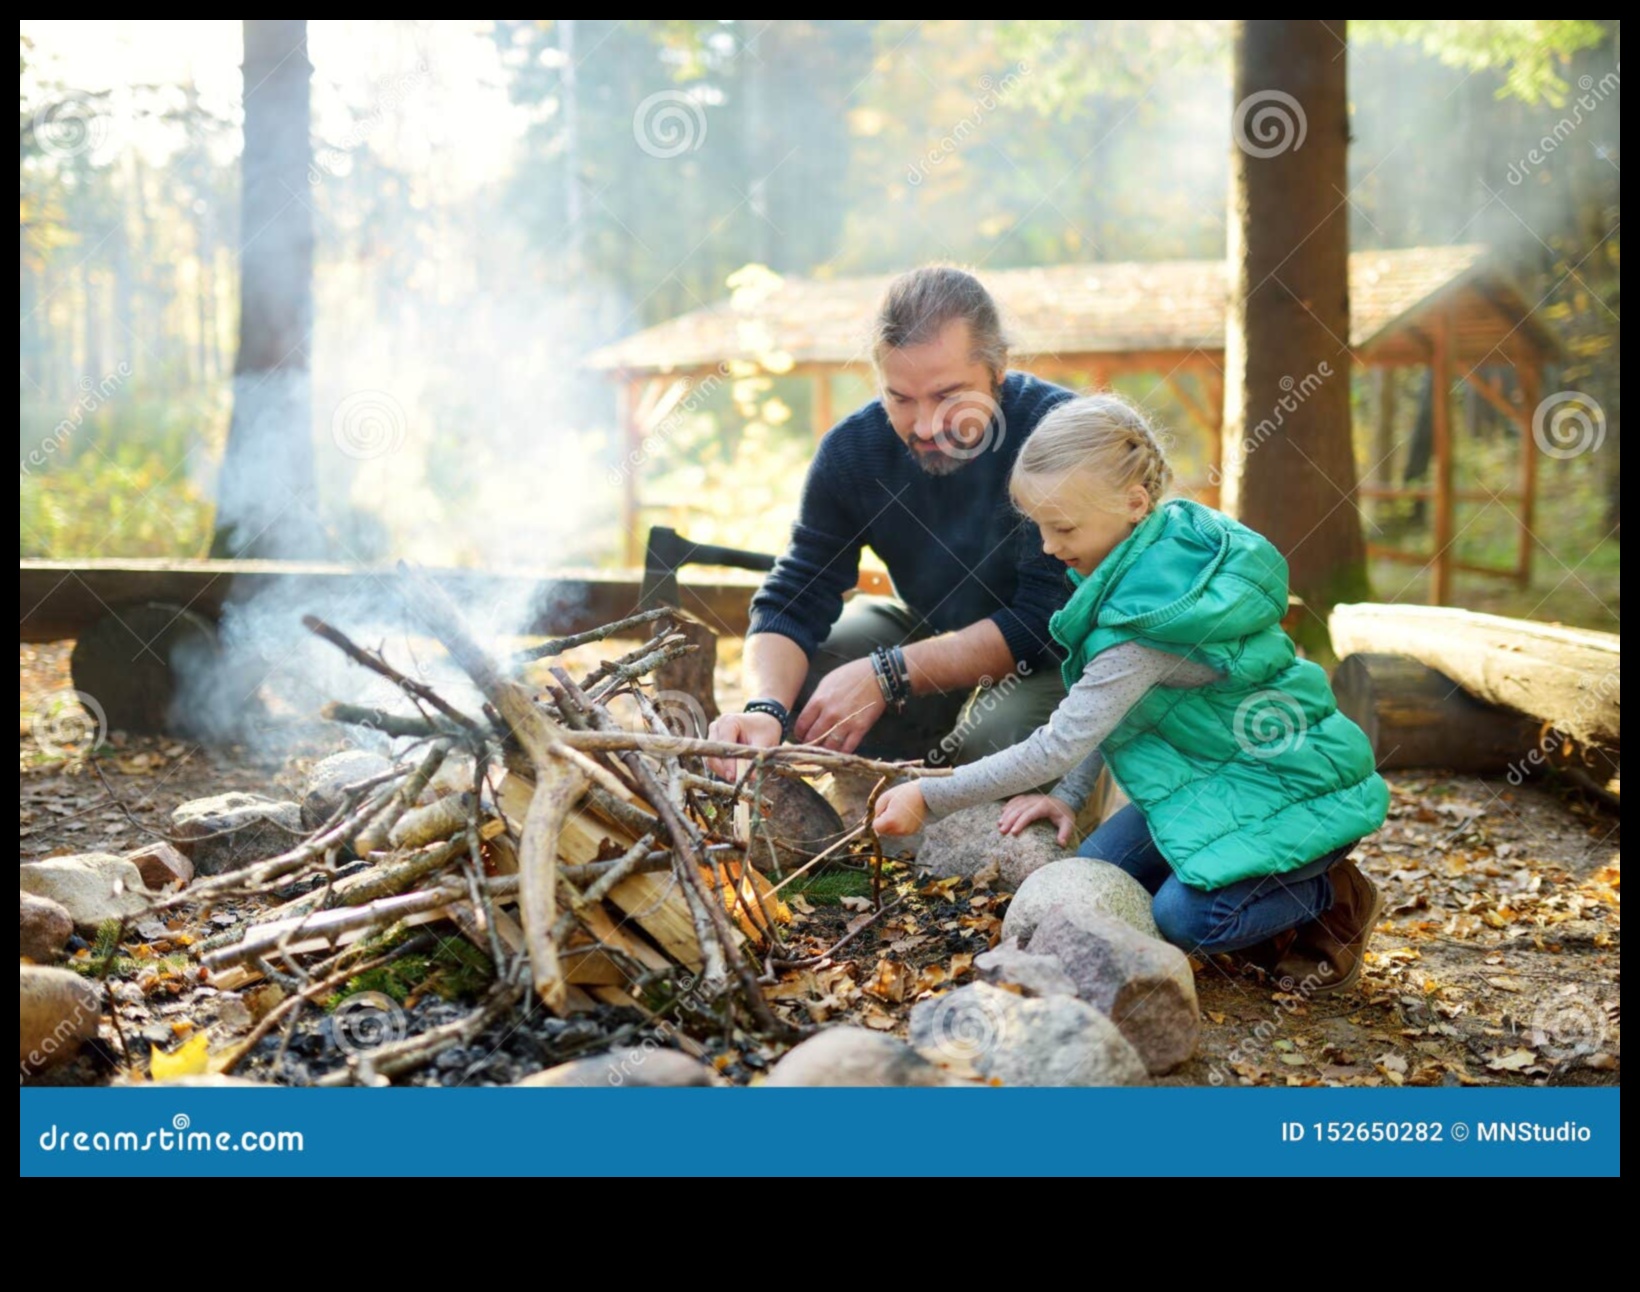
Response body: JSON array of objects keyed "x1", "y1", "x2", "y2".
[{"x1": 742, "y1": 698, "x2": 792, "y2": 740}]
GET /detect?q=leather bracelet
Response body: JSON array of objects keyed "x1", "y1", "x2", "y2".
[
  {"x1": 870, "y1": 645, "x2": 912, "y2": 713},
  {"x1": 742, "y1": 698, "x2": 791, "y2": 739}
]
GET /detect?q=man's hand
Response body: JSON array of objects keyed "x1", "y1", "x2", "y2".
[
  {"x1": 794, "y1": 658, "x2": 887, "y2": 753},
  {"x1": 997, "y1": 793, "x2": 1077, "y2": 845},
  {"x1": 872, "y1": 781, "x2": 927, "y2": 836},
  {"x1": 705, "y1": 710, "x2": 784, "y2": 781}
]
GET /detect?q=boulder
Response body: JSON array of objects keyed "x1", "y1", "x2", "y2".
[
  {"x1": 1028, "y1": 906, "x2": 1200, "y2": 1074},
  {"x1": 1000, "y1": 857, "x2": 1159, "y2": 944},
  {"x1": 169, "y1": 793, "x2": 304, "y2": 875},
  {"x1": 916, "y1": 801, "x2": 1073, "y2": 889},
  {"x1": 515, "y1": 1046, "x2": 721, "y2": 1088},
  {"x1": 974, "y1": 936, "x2": 1077, "y2": 998},
  {"x1": 20, "y1": 965, "x2": 101, "y2": 1072},
  {"x1": 20, "y1": 891, "x2": 74, "y2": 962},
  {"x1": 18, "y1": 854, "x2": 152, "y2": 932},
  {"x1": 301, "y1": 750, "x2": 393, "y2": 828},
  {"x1": 124, "y1": 841, "x2": 193, "y2": 890},
  {"x1": 763, "y1": 1026, "x2": 955, "y2": 1087},
  {"x1": 909, "y1": 981, "x2": 1147, "y2": 1087}
]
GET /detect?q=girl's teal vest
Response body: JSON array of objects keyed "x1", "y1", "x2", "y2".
[{"x1": 1049, "y1": 499, "x2": 1387, "y2": 890}]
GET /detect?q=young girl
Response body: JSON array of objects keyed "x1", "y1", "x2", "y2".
[{"x1": 873, "y1": 394, "x2": 1389, "y2": 992}]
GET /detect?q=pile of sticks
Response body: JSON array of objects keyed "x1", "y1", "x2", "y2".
[{"x1": 169, "y1": 566, "x2": 935, "y2": 1083}]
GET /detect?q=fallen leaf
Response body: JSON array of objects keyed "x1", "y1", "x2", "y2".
[
  {"x1": 840, "y1": 895, "x2": 873, "y2": 913},
  {"x1": 149, "y1": 1030, "x2": 210, "y2": 1080}
]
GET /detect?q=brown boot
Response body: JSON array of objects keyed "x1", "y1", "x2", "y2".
[{"x1": 1273, "y1": 858, "x2": 1382, "y2": 995}]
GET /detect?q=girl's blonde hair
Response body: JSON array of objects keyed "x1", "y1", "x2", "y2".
[{"x1": 1010, "y1": 392, "x2": 1173, "y2": 513}]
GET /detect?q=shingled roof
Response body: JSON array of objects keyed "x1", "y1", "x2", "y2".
[{"x1": 585, "y1": 244, "x2": 1561, "y2": 376}]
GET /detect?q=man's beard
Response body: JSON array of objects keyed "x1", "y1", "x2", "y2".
[{"x1": 907, "y1": 441, "x2": 970, "y2": 477}]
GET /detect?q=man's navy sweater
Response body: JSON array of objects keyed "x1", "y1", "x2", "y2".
[{"x1": 749, "y1": 370, "x2": 1076, "y2": 670}]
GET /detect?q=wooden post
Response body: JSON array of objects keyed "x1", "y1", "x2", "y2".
[
  {"x1": 619, "y1": 376, "x2": 643, "y2": 568},
  {"x1": 1204, "y1": 366, "x2": 1225, "y2": 510},
  {"x1": 1516, "y1": 358, "x2": 1540, "y2": 587},
  {"x1": 1372, "y1": 366, "x2": 1396, "y2": 484},
  {"x1": 1430, "y1": 311, "x2": 1454, "y2": 605},
  {"x1": 812, "y1": 369, "x2": 834, "y2": 441}
]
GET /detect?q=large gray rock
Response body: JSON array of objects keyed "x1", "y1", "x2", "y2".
[
  {"x1": 170, "y1": 793, "x2": 304, "y2": 875},
  {"x1": 515, "y1": 1046, "x2": 721, "y2": 1088},
  {"x1": 763, "y1": 1027, "x2": 955, "y2": 1087},
  {"x1": 1028, "y1": 906, "x2": 1199, "y2": 1074},
  {"x1": 18, "y1": 854, "x2": 152, "y2": 932},
  {"x1": 1000, "y1": 857, "x2": 1159, "y2": 944},
  {"x1": 974, "y1": 936, "x2": 1078, "y2": 998},
  {"x1": 124, "y1": 841, "x2": 193, "y2": 890},
  {"x1": 909, "y1": 981, "x2": 1147, "y2": 1087},
  {"x1": 301, "y1": 750, "x2": 393, "y2": 828},
  {"x1": 20, "y1": 891, "x2": 73, "y2": 962},
  {"x1": 20, "y1": 965, "x2": 101, "y2": 1072},
  {"x1": 916, "y1": 801, "x2": 1072, "y2": 889}
]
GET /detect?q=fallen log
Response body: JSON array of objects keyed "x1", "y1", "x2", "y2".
[
  {"x1": 1329, "y1": 603, "x2": 1620, "y2": 748},
  {"x1": 1333, "y1": 653, "x2": 1547, "y2": 773}
]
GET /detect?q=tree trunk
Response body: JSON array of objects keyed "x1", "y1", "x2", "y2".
[
  {"x1": 1222, "y1": 20, "x2": 1368, "y2": 655},
  {"x1": 211, "y1": 20, "x2": 322, "y2": 559},
  {"x1": 1329, "y1": 603, "x2": 1620, "y2": 748}
]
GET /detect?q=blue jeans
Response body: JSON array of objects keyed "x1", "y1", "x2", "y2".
[{"x1": 1077, "y1": 804, "x2": 1357, "y2": 955}]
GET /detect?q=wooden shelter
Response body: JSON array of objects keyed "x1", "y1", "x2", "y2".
[{"x1": 587, "y1": 245, "x2": 1562, "y2": 603}]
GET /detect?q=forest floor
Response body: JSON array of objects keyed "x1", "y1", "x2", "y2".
[{"x1": 20, "y1": 640, "x2": 1620, "y2": 1088}]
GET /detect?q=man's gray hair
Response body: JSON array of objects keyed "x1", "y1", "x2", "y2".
[{"x1": 871, "y1": 265, "x2": 1011, "y2": 380}]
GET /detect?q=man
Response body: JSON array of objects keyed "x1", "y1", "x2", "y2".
[{"x1": 707, "y1": 265, "x2": 1076, "y2": 774}]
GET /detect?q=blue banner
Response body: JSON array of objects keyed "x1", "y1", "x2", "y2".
[{"x1": 21, "y1": 1087, "x2": 1618, "y2": 1176}]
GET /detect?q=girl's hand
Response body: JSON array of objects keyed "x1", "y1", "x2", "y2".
[
  {"x1": 872, "y1": 782, "x2": 928, "y2": 837},
  {"x1": 997, "y1": 793, "x2": 1076, "y2": 845}
]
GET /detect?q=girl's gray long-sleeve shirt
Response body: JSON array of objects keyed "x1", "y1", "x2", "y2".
[{"x1": 919, "y1": 641, "x2": 1221, "y2": 818}]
